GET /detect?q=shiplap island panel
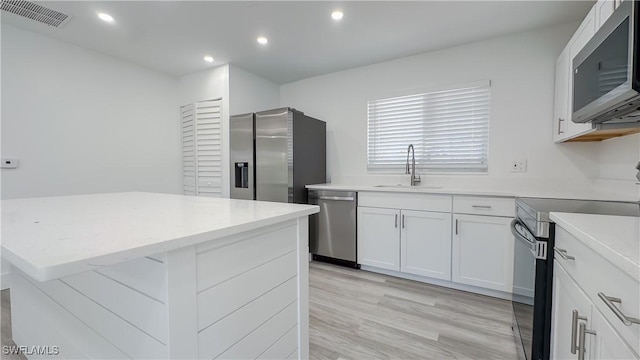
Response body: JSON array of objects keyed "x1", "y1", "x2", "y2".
[{"x1": 2, "y1": 192, "x2": 318, "y2": 360}]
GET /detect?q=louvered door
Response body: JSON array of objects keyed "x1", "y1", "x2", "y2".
[
  {"x1": 181, "y1": 99, "x2": 223, "y2": 197},
  {"x1": 181, "y1": 104, "x2": 196, "y2": 195}
]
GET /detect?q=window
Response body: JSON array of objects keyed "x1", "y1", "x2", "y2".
[{"x1": 367, "y1": 82, "x2": 490, "y2": 173}]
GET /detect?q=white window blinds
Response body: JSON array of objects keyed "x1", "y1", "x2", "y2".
[{"x1": 367, "y1": 83, "x2": 490, "y2": 172}]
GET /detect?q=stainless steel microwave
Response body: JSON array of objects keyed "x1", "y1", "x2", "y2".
[{"x1": 572, "y1": 0, "x2": 640, "y2": 127}]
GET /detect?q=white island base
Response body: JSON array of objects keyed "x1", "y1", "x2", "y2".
[{"x1": 3, "y1": 193, "x2": 316, "y2": 360}]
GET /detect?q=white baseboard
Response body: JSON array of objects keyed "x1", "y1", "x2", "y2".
[{"x1": 360, "y1": 265, "x2": 512, "y2": 301}]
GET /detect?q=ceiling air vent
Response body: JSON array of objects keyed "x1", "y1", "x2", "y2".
[{"x1": 1, "y1": 0, "x2": 71, "y2": 28}]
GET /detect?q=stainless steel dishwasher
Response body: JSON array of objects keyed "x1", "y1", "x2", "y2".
[{"x1": 308, "y1": 190, "x2": 359, "y2": 268}]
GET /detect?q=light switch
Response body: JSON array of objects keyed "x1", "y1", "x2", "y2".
[{"x1": 1, "y1": 158, "x2": 19, "y2": 169}]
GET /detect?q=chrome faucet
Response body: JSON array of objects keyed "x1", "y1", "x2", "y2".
[{"x1": 405, "y1": 144, "x2": 421, "y2": 186}]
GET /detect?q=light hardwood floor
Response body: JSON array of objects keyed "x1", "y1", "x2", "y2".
[
  {"x1": 309, "y1": 261, "x2": 519, "y2": 360},
  {"x1": 1, "y1": 262, "x2": 518, "y2": 360}
]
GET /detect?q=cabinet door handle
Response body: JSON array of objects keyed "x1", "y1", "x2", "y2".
[
  {"x1": 598, "y1": 292, "x2": 640, "y2": 326},
  {"x1": 471, "y1": 205, "x2": 492, "y2": 209},
  {"x1": 402, "y1": 214, "x2": 405, "y2": 228},
  {"x1": 395, "y1": 214, "x2": 398, "y2": 228},
  {"x1": 578, "y1": 323, "x2": 596, "y2": 360},
  {"x1": 571, "y1": 310, "x2": 587, "y2": 354},
  {"x1": 558, "y1": 118, "x2": 565, "y2": 134},
  {"x1": 455, "y1": 219, "x2": 458, "y2": 235},
  {"x1": 556, "y1": 248, "x2": 575, "y2": 261}
]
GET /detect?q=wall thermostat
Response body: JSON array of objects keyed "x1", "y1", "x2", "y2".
[{"x1": 1, "y1": 158, "x2": 19, "y2": 169}]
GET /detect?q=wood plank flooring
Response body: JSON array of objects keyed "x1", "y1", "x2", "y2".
[
  {"x1": 309, "y1": 261, "x2": 519, "y2": 360},
  {"x1": 1, "y1": 262, "x2": 518, "y2": 359}
]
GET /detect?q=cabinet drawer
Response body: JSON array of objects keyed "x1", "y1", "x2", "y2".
[
  {"x1": 453, "y1": 196, "x2": 514, "y2": 217},
  {"x1": 358, "y1": 192, "x2": 452, "y2": 213},
  {"x1": 555, "y1": 226, "x2": 640, "y2": 355}
]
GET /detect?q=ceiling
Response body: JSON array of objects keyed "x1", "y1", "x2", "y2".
[{"x1": 1, "y1": 1, "x2": 593, "y2": 84}]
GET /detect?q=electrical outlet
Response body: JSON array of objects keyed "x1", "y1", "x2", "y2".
[
  {"x1": 1, "y1": 158, "x2": 18, "y2": 169},
  {"x1": 511, "y1": 159, "x2": 527, "y2": 173}
]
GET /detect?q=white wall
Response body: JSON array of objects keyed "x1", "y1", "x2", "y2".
[
  {"x1": 229, "y1": 65, "x2": 280, "y2": 115},
  {"x1": 179, "y1": 65, "x2": 229, "y2": 107},
  {"x1": 178, "y1": 64, "x2": 279, "y2": 198},
  {"x1": 179, "y1": 65, "x2": 230, "y2": 197},
  {"x1": 593, "y1": 134, "x2": 640, "y2": 198},
  {"x1": 596, "y1": 134, "x2": 640, "y2": 181},
  {"x1": 281, "y1": 23, "x2": 601, "y2": 189},
  {"x1": 1, "y1": 25, "x2": 181, "y2": 200}
]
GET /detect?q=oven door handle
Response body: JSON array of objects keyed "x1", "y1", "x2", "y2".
[
  {"x1": 511, "y1": 219, "x2": 534, "y2": 248},
  {"x1": 511, "y1": 218, "x2": 548, "y2": 260}
]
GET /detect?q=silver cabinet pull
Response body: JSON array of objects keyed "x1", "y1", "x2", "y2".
[
  {"x1": 598, "y1": 292, "x2": 640, "y2": 326},
  {"x1": 556, "y1": 248, "x2": 575, "y2": 261},
  {"x1": 471, "y1": 205, "x2": 492, "y2": 209},
  {"x1": 395, "y1": 214, "x2": 398, "y2": 228},
  {"x1": 455, "y1": 219, "x2": 459, "y2": 235},
  {"x1": 578, "y1": 323, "x2": 596, "y2": 360},
  {"x1": 402, "y1": 214, "x2": 405, "y2": 228},
  {"x1": 572, "y1": 310, "x2": 587, "y2": 354},
  {"x1": 558, "y1": 118, "x2": 565, "y2": 134}
]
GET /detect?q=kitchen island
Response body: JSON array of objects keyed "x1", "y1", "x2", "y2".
[
  {"x1": 549, "y1": 212, "x2": 640, "y2": 358},
  {"x1": 1, "y1": 192, "x2": 318, "y2": 359}
]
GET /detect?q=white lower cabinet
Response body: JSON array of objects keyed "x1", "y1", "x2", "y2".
[
  {"x1": 552, "y1": 261, "x2": 594, "y2": 360},
  {"x1": 591, "y1": 306, "x2": 638, "y2": 360},
  {"x1": 451, "y1": 214, "x2": 514, "y2": 292},
  {"x1": 357, "y1": 194, "x2": 516, "y2": 297},
  {"x1": 400, "y1": 210, "x2": 452, "y2": 280},
  {"x1": 552, "y1": 225, "x2": 639, "y2": 360},
  {"x1": 357, "y1": 207, "x2": 401, "y2": 271},
  {"x1": 553, "y1": 260, "x2": 638, "y2": 360},
  {"x1": 357, "y1": 207, "x2": 451, "y2": 278}
]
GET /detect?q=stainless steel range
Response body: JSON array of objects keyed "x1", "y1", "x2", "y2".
[{"x1": 511, "y1": 197, "x2": 639, "y2": 360}]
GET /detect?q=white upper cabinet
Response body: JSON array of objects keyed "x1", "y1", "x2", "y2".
[
  {"x1": 595, "y1": 0, "x2": 616, "y2": 28},
  {"x1": 553, "y1": 48, "x2": 571, "y2": 142},
  {"x1": 551, "y1": 2, "x2": 638, "y2": 142},
  {"x1": 564, "y1": 6, "x2": 597, "y2": 141},
  {"x1": 400, "y1": 210, "x2": 452, "y2": 281},
  {"x1": 570, "y1": 6, "x2": 597, "y2": 55}
]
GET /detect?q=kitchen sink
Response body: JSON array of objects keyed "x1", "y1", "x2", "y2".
[{"x1": 373, "y1": 184, "x2": 443, "y2": 189}]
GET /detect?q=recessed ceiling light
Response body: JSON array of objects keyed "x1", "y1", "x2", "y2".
[
  {"x1": 97, "y1": 12, "x2": 114, "y2": 23},
  {"x1": 203, "y1": 56, "x2": 214, "y2": 63},
  {"x1": 257, "y1": 36, "x2": 268, "y2": 45},
  {"x1": 331, "y1": 10, "x2": 344, "y2": 21}
]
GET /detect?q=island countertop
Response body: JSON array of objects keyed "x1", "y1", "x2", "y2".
[
  {"x1": 306, "y1": 183, "x2": 638, "y2": 202},
  {"x1": 549, "y1": 212, "x2": 640, "y2": 281},
  {"x1": 1, "y1": 192, "x2": 319, "y2": 282}
]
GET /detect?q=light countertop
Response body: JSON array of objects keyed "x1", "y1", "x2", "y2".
[
  {"x1": 306, "y1": 183, "x2": 637, "y2": 201},
  {"x1": 1, "y1": 192, "x2": 319, "y2": 282},
  {"x1": 550, "y1": 212, "x2": 640, "y2": 281}
]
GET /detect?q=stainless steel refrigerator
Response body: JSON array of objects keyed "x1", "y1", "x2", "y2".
[{"x1": 229, "y1": 107, "x2": 326, "y2": 204}]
